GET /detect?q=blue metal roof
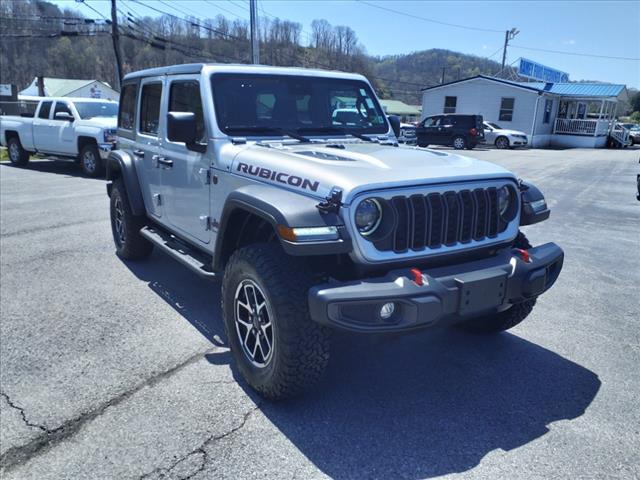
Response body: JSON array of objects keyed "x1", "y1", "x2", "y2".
[
  {"x1": 421, "y1": 75, "x2": 626, "y2": 98},
  {"x1": 503, "y1": 78, "x2": 625, "y2": 97}
]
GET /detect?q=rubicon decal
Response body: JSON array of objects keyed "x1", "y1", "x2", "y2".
[{"x1": 237, "y1": 163, "x2": 320, "y2": 192}]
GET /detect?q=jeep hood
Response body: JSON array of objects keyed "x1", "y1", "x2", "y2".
[{"x1": 230, "y1": 142, "x2": 516, "y2": 204}]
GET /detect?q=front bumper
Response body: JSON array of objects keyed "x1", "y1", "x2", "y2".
[
  {"x1": 309, "y1": 242, "x2": 563, "y2": 332},
  {"x1": 98, "y1": 143, "x2": 115, "y2": 160}
]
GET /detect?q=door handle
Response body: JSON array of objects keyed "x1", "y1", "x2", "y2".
[{"x1": 133, "y1": 149, "x2": 145, "y2": 157}]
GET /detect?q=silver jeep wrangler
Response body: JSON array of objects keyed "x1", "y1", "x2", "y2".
[{"x1": 106, "y1": 64, "x2": 564, "y2": 400}]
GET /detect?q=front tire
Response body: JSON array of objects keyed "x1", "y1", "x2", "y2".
[
  {"x1": 222, "y1": 243, "x2": 330, "y2": 400},
  {"x1": 458, "y1": 231, "x2": 536, "y2": 333},
  {"x1": 7, "y1": 137, "x2": 29, "y2": 166},
  {"x1": 110, "y1": 179, "x2": 153, "y2": 260},
  {"x1": 452, "y1": 135, "x2": 467, "y2": 150},
  {"x1": 495, "y1": 136, "x2": 510, "y2": 149},
  {"x1": 79, "y1": 144, "x2": 103, "y2": 177}
]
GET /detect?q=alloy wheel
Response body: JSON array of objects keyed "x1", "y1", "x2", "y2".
[
  {"x1": 8, "y1": 142, "x2": 19, "y2": 163},
  {"x1": 234, "y1": 279, "x2": 275, "y2": 368},
  {"x1": 113, "y1": 196, "x2": 126, "y2": 247},
  {"x1": 83, "y1": 150, "x2": 96, "y2": 173}
]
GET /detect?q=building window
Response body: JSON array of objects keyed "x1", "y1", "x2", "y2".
[
  {"x1": 499, "y1": 97, "x2": 515, "y2": 121},
  {"x1": 543, "y1": 99, "x2": 553, "y2": 124},
  {"x1": 139, "y1": 83, "x2": 162, "y2": 136},
  {"x1": 118, "y1": 84, "x2": 137, "y2": 130},
  {"x1": 443, "y1": 96, "x2": 457, "y2": 114}
]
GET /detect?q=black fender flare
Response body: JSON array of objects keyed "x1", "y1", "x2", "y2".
[
  {"x1": 519, "y1": 180, "x2": 550, "y2": 226},
  {"x1": 105, "y1": 150, "x2": 145, "y2": 216},
  {"x1": 213, "y1": 184, "x2": 350, "y2": 269}
]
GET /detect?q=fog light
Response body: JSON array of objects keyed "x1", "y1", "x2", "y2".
[{"x1": 380, "y1": 302, "x2": 395, "y2": 320}]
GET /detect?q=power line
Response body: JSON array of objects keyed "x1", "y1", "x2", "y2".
[
  {"x1": 510, "y1": 44, "x2": 640, "y2": 62},
  {"x1": 356, "y1": 0, "x2": 504, "y2": 33}
]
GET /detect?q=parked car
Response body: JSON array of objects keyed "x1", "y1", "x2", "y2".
[
  {"x1": 399, "y1": 122, "x2": 417, "y2": 144},
  {"x1": 0, "y1": 97, "x2": 118, "y2": 176},
  {"x1": 106, "y1": 63, "x2": 563, "y2": 400},
  {"x1": 483, "y1": 122, "x2": 529, "y2": 149},
  {"x1": 415, "y1": 114, "x2": 484, "y2": 149},
  {"x1": 621, "y1": 124, "x2": 640, "y2": 145}
]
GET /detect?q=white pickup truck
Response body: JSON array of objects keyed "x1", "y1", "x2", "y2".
[{"x1": 0, "y1": 97, "x2": 118, "y2": 176}]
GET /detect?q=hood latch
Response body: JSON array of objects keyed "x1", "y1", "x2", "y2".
[{"x1": 317, "y1": 187, "x2": 343, "y2": 214}]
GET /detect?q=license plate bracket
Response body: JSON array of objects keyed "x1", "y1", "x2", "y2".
[{"x1": 455, "y1": 268, "x2": 508, "y2": 314}]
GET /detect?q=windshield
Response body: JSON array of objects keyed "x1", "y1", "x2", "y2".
[
  {"x1": 487, "y1": 122, "x2": 502, "y2": 129},
  {"x1": 211, "y1": 73, "x2": 388, "y2": 137},
  {"x1": 73, "y1": 102, "x2": 118, "y2": 120}
]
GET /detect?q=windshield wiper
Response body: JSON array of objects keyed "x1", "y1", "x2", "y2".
[
  {"x1": 298, "y1": 126, "x2": 375, "y2": 142},
  {"x1": 225, "y1": 126, "x2": 311, "y2": 143}
]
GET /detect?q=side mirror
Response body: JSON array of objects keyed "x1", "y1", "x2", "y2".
[
  {"x1": 55, "y1": 112, "x2": 74, "y2": 122},
  {"x1": 387, "y1": 115, "x2": 401, "y2": 138},
  {"x1": 167, "y1": 112, "x2": 205, "y2": 152}
]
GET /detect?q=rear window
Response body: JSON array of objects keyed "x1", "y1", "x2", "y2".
[
  {"x1": 118, "y1": 84, "x2": 137, "y2": 130},
  {"x1": 38, "y1": 101, "x2": 52, "y2": 119},
  {"x1": 139, "y1": 83, "x2": 162, "y2": 136}
]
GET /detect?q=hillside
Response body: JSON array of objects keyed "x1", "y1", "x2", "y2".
[{"x1": 372, "y1": 49, "x2": 507, "y2": 104}]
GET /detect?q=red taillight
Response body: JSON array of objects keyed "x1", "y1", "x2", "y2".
[{"x1": 469, "y1": 128, "x2": 478, "y2": 137}]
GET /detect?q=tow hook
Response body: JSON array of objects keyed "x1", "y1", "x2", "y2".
[{"x1": 317, "y1": 187, "x2": 343, "y2": 214}]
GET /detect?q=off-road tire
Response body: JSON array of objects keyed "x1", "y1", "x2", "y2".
[
  {"x1": 7, "y1": 136, "x2": 30, "y2": 166},
  {"x1": 222, "y1": 243, "x2": 330, "y2": 400},
  {"x1": 452, "y1": 135, "x2": 467, "y2": 150},
  {"x1": 80, "y1": 144, "x2": 104, "y2": 177},
  {"x1": 458, "y1": 231, "x2": 537, "y2": 333},
  {"x1": 110, "y1": 178, "x2": 153, "y2": 260},
  {"x1": 495, "y1": 136, "x2": 510, "y2": 149}
]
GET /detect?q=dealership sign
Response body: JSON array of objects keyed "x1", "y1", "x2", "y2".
[{"x1": 518, "y1": 58, "x2": 569, "y2": 83}]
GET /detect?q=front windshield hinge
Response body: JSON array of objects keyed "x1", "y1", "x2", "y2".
[
  {"x1": 230, "y1": 137, "x2": 247, "y2": 145},
  {"x1": 317, "y1": 187, "x2": 343, "y2": 214}
]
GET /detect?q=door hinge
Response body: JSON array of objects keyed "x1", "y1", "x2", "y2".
[
  {"x1": 199, "y1": 215, "x2": 212, "y2": 230},
  {"x1": 153, "y1": 193, "x2": 162, "y2": 206},
  {"x1": 199, "y1": 168, "x2": 212, "y2": 185}
]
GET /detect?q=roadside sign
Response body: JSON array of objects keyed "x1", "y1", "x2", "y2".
[
  {"x1": 0, "y1": 84, "x2": 12, "y2": 96},
  {"x1": 518, "y1": 58, "x2": 569, "y2": 83}
]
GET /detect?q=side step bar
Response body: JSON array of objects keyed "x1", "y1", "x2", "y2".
[{"x1": 140, "y1": 226, "x2": 220, "y2": 281}]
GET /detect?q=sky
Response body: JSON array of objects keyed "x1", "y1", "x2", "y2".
[{"x1": 51, "y1": 0, "x2": 640, "y2": 88}]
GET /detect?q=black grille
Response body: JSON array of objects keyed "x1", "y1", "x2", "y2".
[{"x1": 380, "y1": 187, "x2": 506, "y2": 253}]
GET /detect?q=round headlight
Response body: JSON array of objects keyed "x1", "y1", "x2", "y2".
[
  {"x1": 355, "y1": 198, "x2": 382, "y2": 236},
  {"x1": 497, "y1": 186, "x2": 511, "y2": 216}
]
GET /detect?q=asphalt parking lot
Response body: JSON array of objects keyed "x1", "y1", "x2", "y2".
[{"x1": 1, "y1": 147, "x2": 639, "y2": 479}]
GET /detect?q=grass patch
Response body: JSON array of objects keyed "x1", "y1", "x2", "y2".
[{"x1": 0, "y1": 147, "x2": 8, "y2": 162}]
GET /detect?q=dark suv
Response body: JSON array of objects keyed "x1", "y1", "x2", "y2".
[{"x1": 416, "y1": 114, "x2": 484, "y2": 150}]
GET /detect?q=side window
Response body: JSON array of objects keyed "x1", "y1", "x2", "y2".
[
  {"x1": 440, "y1": 116, "x2": 454, "y2": 126},
  {"x1": 499, "y1": 97, "x2": 515, "y2": 121},
  {"x1": 118, "y1": 84, "x2": 137, "y2": 130},
  {"x1": 169, "y1": 80, "x2": 206, "y2": 142},
  {"x1": 139, "y1": 83, "x2": 162, "y2": 136},
  {"x1": 443, "y1": 96, "x2": 457, "y2": 114},
  {"x1": 423, "y1": 116, "x2": 439, "y2": 127},
  {"x1": 38, "y1": 101, "x2": 52, "y2": 119},
  {"x1": 543, "y1": 99, "x2": 553, "y2": 124},
  {"x1": 53, "y1": 101, "x2": 72, "y2": 116}
]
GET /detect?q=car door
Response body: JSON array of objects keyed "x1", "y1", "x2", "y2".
[
  {"x1": 484, "y1": 123, "x2": 496, "y2": 143},
  {"x1": 135, "y1": 77, "x2": 165, "y2": 219},
  {"x1": 438, "y1": 116, "x2": 455, "y2": 145},
  {"x1": 50, "y1": 101, "x2": 76, "y2": 154},
  {"x1": 32, "y1": 100, "x2": 53, "y2": 151},
  {"x1": 417, "y1": 115, "x2": 440, "y2": 145},
  {"x1": 161, "y1": 77, "x2": 211, "y2": 244}
]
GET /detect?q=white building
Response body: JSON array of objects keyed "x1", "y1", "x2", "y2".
[
  {"x1": 421, "y1": 75, "x2": 629, "y2": 148},
  {"x1": 20, "y1": 77, "x2": 119, "y2": 101}
]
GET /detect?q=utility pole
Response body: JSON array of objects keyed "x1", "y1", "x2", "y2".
[
  {"x1": 249, "y1": 0, "x2": 259, "y2": 64},
  {"x1": 500, "y1": 27, "x2": 519, "y2": 77},
  {"x1": 441, "y1": 66, "x2": 446, "y2": 84},
  {"x1": 110, "y1": 0, "x2": 123, "y2": 90}
]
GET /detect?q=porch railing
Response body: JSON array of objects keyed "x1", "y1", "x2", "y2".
[{"x1": 554, "y1": 118, "x2": 610, "y2": 136}]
